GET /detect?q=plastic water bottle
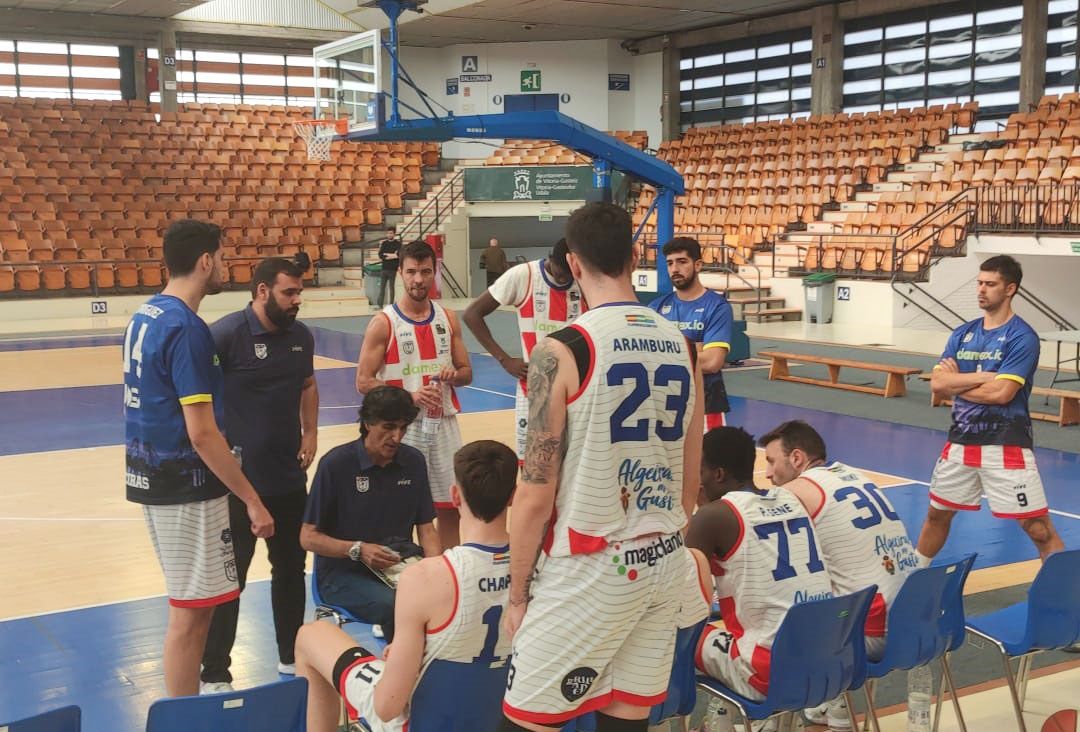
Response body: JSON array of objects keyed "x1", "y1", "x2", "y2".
[
  {"x1": 907, "y1": 664, "x2": 933, "y2": 732},
  {"x1": 700, "y1": 697, "x2": 734, "y2": 732},
  {"x1": 420, "y1": 379, "x2": 444, "y2": 441}
]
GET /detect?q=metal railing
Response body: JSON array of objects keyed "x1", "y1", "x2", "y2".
[
  {"x1": 393, "y1": 169, "x2": 467, "y2": 298},
  {"x1": 635, "y1": 231, "x2": 765, "y2": 313},
  {"x1": 973, "y1": 183, "x2": 1080, "y2": 234}
]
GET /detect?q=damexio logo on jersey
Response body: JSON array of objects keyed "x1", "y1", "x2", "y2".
[{"x1": 401, "y1": 363, "x2": 444, "y2": 377}]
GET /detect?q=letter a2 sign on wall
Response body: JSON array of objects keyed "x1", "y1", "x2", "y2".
[{"x1": 521, "y1": 70, "x2": 541, "y2": 92}]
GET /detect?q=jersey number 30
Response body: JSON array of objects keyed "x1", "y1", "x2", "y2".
[{"x1": 607, "y1": 363, "x2": 690, "y2": 442}]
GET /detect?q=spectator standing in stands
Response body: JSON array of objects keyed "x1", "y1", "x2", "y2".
[
  {"x1": 199, "y1": 257, "x2": 318, "y2": 693},
  {"x1": 356, "y1": 240, "x2": 473, "y2": 549},
  {"x1": 295, "y1": 440, "x2": 516, "y2": 732},
  {"x1": 480, "y1": 237, "x2": 508, "y2": 287},
  {"x1": 377, "y1": 226, "x2": 401, "y2": 308},
  {"x1": 650, "y1": 237, "x2": 735, "y2": 431},
  {"x1": 464, "y1": 238, "x2": 586, "y2": 460},
  {"x1": 123, "y1": 219, "x2": 274, "y2": 697},
  {"x1": 301, "y1": 386, "x2": 441, "y2": 641}
]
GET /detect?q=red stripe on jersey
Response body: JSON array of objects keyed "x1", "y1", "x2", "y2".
[
  {"x1": 169, "y1": 588, "x2": 240, "y2": 608},
  {"x1": 865, "y1": 592, "x2": 887, "y2": 637},
  {"x1": 565, "y1": 324, "x2": 595, "y2": 405},
  {"x1": 383, "y1": 314, "x2": 400, "y2": 365},
  {"x1": 386, "y1": 378, "x2": 404, "y2": 389},
  {"x1": 450, "y1": 388, "x2": 461, "y2": 412},
  {"x1": 801, "y1": 477, "x2": 828, "y2": 519},
  {"x1": 705, "y1": 412, "x2": 726, "y2": 430},
  {"x1": 426, "y1": 555, "x2": 458, "y2": 634},
  {"x1": 567, "y1": 527, "x2": 607, "y2": 555},
  {"x1": 940, "y1": 442, "x2": 951, "y2": 461},
  {"x1": 749, "y1": 645, "x2": 772, "y2": 695},
  {"x1": 929, "y1": 492, "x2": 980, "y2": 511},
  {"x1": 718, "y1": 596, "x2": 744, "y2": 645},
  {"x1": 694, "y1": 626, "x2": 712, "y2": 672},
  {"x1": 1002, "y1": 445, "x2": 1026, "y2": 469},
  {"x1": 336, "y1": 654, "x2": 380, "y2": 722},
  {"x1": 522, "y1": 331, "x2": 538, "y2": 358},
  {"x1": 719, "y1": 499, "x2": 745, "y2": 561},
  {"x1": 962, "y1": 445, "x2": 982, "y2": 467},
  {"x1": 519, "y1": 294, "x2": 535, "y2": 318},
  {"x1": 415, "y1": 323, "x2": 437, "y2": 360},
  {"x1": 992, "y1": 507, "x2": 1049, "y2": 519},
  {"x1": 549, "y1": 287, "x2": 568, "y2": 322},
  {"x1": 541, "y1": 506, "x2": 557, "y2": 555}
]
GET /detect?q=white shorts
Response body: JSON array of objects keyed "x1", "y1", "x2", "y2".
[
  {"x1": 335, "y1": 649, "x2": 406, "y2": 732},
  {"x1": 930, "y1": 443, "x2": 1049, "y2": 519},
  {"x1": 403, "y1": 414, "x2": 462, "y2": 509},
  {"x1": 503, "y1": 535, "x2": 685, "y2": 727},
  {"x1": 695, "y1": 626, "x2": 763, "y2": 701},
  {"x1": 514, "y1": 382, "x2": 528, "y2": 461},
  {"x1": 143, "y1": 495, "x2": 239, "y2": 608}
]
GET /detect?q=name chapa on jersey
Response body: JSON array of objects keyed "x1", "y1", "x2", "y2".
[{"x1": 611, "y1": 337, "x2": 684, "y2": 354}]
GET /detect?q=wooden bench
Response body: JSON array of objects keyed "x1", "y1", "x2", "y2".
[
  {"x1": 918, "y1": 373, "x2": 1080, "y2": 427},
  {"x1": 760, "y1": 351, "x2": 922, "y2": 398}
]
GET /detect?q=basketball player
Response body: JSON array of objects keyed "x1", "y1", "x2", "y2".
[
  {"x1": 500, "y1": 202, "x2": 704, "y2": 732},
  {"x1": 463, "y1": 238, "x2": 587, "y2": 459},
  {"x1": 294, "y1": 440, "x2": 516, "y2": 732},
  {"x1": 759, "y1": 420, "x2": 916, "y2": 730},
  {"x1": 919, "y1": 255, "x2": 1064, "y2": 564},
  {"x1": 686, "y1": 427, "x2": 834, "y2": 712},
  {"x1": 356, "y1": 240, "x2": 473, "y2": 548},
  {"x1": 123, "y1": 219, "x2": 274, "y2": 697},
  {"x1": 650, "y1": 237, "x2": 734, "y2": 430}
]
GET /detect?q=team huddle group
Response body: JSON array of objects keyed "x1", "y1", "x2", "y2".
[{"x1": 122, "y1": 203, "x2": 1063, "y2": 732}]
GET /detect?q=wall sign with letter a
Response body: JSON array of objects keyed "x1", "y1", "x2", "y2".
[
  {"x1": 462, "y1": 55, "x2": 478, "y2": 73},
  {"x1": 91, "y1": 301, "x2": 108, "y2": 314}
]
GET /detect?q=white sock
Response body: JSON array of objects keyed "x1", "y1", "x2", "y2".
[{"x1": 915, "y1": 550, "x2": 933, "y2": 568}]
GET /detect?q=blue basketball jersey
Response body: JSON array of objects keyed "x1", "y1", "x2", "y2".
[
  {"x1": 124, "y1": 294, "x2": 228, "y2": 505},
  {"x1": 649, "y1": 289, "x2": 733, "y2": 413},
  {"x1": 941, "y1": 314, "x2": 1040, "y2": 448}
]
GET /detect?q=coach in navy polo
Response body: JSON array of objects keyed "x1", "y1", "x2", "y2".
[
  {"x1": 200, "y1": 257, "x2": 319, "y2": 692},
  {"x1": 301, "y1": 386, "x2": 441, "y2": 641}
]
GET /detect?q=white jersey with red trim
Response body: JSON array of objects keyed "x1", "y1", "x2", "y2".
[
  {"x1": 419, "y1": 543, "x2": 511, "y2": 676},
  {"x1": 490, "y1": 259, "x2": 586, "y2": 364},
  {"x1": 378, "y1": 302, "x2": 460, "y2": 415},
  {"x1": 712, "y1": 488, "x2": 834, "y2": 696},
  {"x1": 547, "y1": 304, "x2": 695, "y2": 557},
  {"x1": 801, "y1": 462, "x2": 916, "y2": 637}
]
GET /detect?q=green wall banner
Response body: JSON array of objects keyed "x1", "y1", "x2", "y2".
[{"x1": 464, "y1": 166, "x2": 622, "y2": 201}]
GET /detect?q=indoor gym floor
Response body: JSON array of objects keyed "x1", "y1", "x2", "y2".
[{"x1": 1, "y1": 307, "x2": 1078, "y2": 732}]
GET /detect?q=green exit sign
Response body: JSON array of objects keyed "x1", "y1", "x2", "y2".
[{"x1": 521, "y1": 69, "x2": 541, "y2": 92}]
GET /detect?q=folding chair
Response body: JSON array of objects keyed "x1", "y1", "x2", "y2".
[
  {"x1": 407, "y1": 659, "x2": 511, "y2": 732},
  {"x1": 145, "y1": 678, "x2": 306, "y2": 732},
  {"x1": 862, "y1": 554, "x2": 976, "y2": 732},
  {"x1": 966, "y1": 549, "x2": 1080, "y2": 732},
  {"x1": 697, "y1": 586, "x2": 876, "y2": 732},
  {"x1": 0, "y1": 706, "x2": 80, "y2": 732},
  {"x1": 310, "y1": 565, "x2": 363, "y2": 626},
  {"x1": 563, "y1": 619, "x2": 709, "y2": 731}
]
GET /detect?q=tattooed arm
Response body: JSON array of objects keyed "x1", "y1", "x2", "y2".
[{"x1": 502, "y1": 338, "x2": 574, "y2": 640}]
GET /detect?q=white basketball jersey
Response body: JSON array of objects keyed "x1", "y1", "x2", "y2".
[
  {"x1": 712, "y1": 489, "x2": 834, "y2": 692},
  {"x1": 378, "y1": 302, "x2": 459, "y2": 415},
  {"x1": 419, "y1": 543, "x2": 511, "y2": 677},
  {"x1": 548, "y1": 304, "x2": 695, "y2": 557},
  {"x1": 801, "y1": 462, "x2": 917, "y2": 636}
]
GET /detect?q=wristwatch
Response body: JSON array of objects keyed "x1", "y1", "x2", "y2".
[{"x1": 348, "y1": 541, "x2": 364, "y2": 562}]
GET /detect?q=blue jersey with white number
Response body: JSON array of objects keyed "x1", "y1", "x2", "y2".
[
  {"x1": 650, "y1": 289, "x2": 733, "y2": 413},
  {"x1": 941, "y1": 315, "x2": 1039, "y2": 448},
  {"x1": 123, "y1": 294, "x2": 228, "y2": 505}
]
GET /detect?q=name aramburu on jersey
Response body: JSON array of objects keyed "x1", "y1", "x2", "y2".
[{"x1": 612, "y1": 337, "x2": 683, "y2": 354}]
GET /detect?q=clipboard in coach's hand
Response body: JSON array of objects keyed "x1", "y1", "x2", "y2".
[{"x1": 367, "y1": 555, "x2": 423, "y2": 589}]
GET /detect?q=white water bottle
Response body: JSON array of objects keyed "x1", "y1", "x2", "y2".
[
  {"x1": 420, "y1": 379, "x2": 444, "y2": 440},
  {"x1": 700, "y1": 697, "x2": 734, "y2": 732},
  {"x1": 907, "y1": 664, "x2": 932, "y2": 732}
]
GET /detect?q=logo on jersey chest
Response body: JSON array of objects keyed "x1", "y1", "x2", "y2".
[
  {"x1": 402, "y1": 340, "x2": 415, "y2": 355},
  {"x1": 356, "y1": 476, "x2": 370, "y2": 493},
  {"x1": 254, "y1": 343, "x2": 268, "y2": 359},
  {"x1": 661, "y1": 304, "x2": 672, "y2": 315}
]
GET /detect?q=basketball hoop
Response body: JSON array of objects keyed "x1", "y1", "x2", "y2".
[{"x1": 294, "y1": 118, "x2": 348, "y2": 161}]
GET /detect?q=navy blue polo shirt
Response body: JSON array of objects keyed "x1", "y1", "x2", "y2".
[
  {"x1": 210, "y1": 304, "x2": 315, "y2": 497},
  {"x1": 303, "y1": 438, "x2": 436, "y2": 576}
]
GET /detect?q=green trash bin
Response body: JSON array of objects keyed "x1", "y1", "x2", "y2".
[
  {"x1": 363, "y1": 262, "x2": 383, "y2": 305},
  {"x1": 802, "y1": 273, "x2": 836, "y2": 324}
]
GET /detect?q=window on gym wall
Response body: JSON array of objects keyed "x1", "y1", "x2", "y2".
[
  {"x1": 1046, "y1": 0, "x2": 1079, "y2": 96},
  {"x1": 679, "y1": 29, "x2": 812, "y2": 130},
  {"x1": 154, "y1": 46, "x2": 314, "y2": 106},
  {"x1": 842, "y1": 0, "x2": 1022, "y2": 131},
  {"x1": 0, "y1": 40, "x2": 121, "y2": 100}
]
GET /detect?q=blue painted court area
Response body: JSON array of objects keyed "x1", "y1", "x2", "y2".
[{"x1": 4, "y1": 329, "x2": 1080, "y2": 730}]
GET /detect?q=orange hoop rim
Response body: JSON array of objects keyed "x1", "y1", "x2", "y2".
[{"x1": 294, "y1": 118, "x2": 349, "y2": 135}]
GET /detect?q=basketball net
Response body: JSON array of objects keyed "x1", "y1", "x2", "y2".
[{"x1": 294, "y1": 119, "x2": 347, "y2": 162}]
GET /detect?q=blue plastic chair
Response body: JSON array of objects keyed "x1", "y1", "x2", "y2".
[
  {"x1": 311, "y1": 565, "x2": 366, "y2": 627},
  {"x1": 862, "y1": 554, "x2": 976, "y2": 732},
  {"x1": 145, "y1": 678, "x2": 306, "y2": 732},
  {"x1": 406, "y1": 659, "x2": 511, "y2": 732},
  {"x1": 562, "y1": 619, "x2": 709, "y2": 731},
  {"x1": 966, "y1": 549, "x2": 1080, "y2": 732},
  {"x1": 696, "y1": 586, "x2": 876, "y2": 732},
  {"x1": 0, "y1": 706, "x2": 81, "y2": 732}
]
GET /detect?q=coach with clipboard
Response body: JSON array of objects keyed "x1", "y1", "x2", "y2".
[{"x1": 301, "y1": 386, "x2": 441, "y2": 641}]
